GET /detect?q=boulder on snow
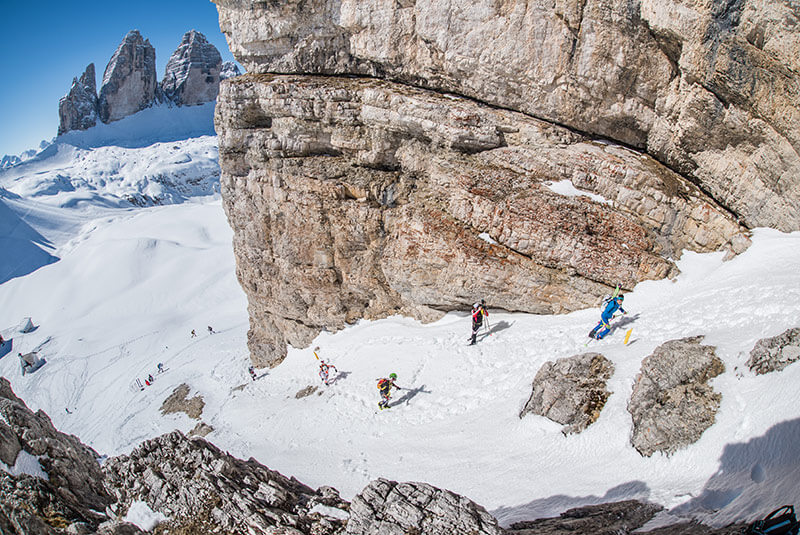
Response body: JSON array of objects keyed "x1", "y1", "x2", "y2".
[
  {"x1": 627, "y1": 337, "x2": 724, "y2": 457},
  {"x1": 346, "y1": 478, "x2": 503, "y2": 535},
  {"x1": 161, "y1": 30, "x2": 223, "y2": 107},
  {"x1": 519, "y1": 352, "x2": 614, "y2": 434},
  {"x1": 160, "y1": 383, "x2": 204, "y2": 419},
  {"x1": 58, "y1": 63, "x2": 99, "y2": 135},
  {"x1": 98, "y1": 30, "x2": 158, "y2": 123},
  {"x1": 746, "y1": 327, "x2": 800, "y2": 375}
]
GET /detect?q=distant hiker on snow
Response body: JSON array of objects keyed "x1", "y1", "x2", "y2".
[
  {"x1": 248, "y1": 366, "x2": 257, "y2": 381},
  {"x1": 589, "y1": 294, "x2": 626, "y2": 340},
  {"x1": 469, "y1": 299, "x2": 489, "y2": 345},
  {"x1": 377, "y1": 373, "x2": 402, "y2": 410},
  {"x1": 319, "y1": 360, "x2": 338, "y2": 385},
  {"x1": 191, "y1": 329, "x2": 196, "y2": 338},
  {"x1": 207, "y1": 326, "x2": 214, "y2": 335}
]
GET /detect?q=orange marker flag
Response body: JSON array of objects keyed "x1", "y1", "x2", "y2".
[{"x1": 624, "y1": 328, "x2": 633, "y2": 345}]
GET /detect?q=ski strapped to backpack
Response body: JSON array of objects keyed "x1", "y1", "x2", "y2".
[
  {"x1": 601, "y1": 285, "x2": 621, "y2": 307},
  {"x1": 747, "y1": 505, "x2": 800, "y2": 535}
]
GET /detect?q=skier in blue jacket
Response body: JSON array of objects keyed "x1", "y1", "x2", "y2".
[{"x1": 589, "y1": 295, "x2": 626, "y2": 339}]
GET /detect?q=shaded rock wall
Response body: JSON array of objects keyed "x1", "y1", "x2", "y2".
[{"x1": 0, "y1": 377, "x2": 115, "y2": 534}]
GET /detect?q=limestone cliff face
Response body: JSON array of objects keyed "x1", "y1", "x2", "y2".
[{"x1": 212, "y1": 0, "x2": 796, "y2": 367}]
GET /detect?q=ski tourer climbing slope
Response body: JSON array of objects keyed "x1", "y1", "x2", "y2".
[
  {"x1": 589, "y1": 294, "x2": 626, "y2": 340},
  {"x1": 469, "y1": 299, "x2": 489, "y2": 345},
  {"x1": 319, "y1": 360, "x2": 337, "y2": 385},
  {"x1": 376, "y1": 373, "x2": 402, "y2": 410}
]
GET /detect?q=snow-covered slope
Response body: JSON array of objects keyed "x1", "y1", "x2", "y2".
[
  {"x1": 0, "y1": 103, "x2": 218, "y2": 209},
  {"x1": 1, "y1": 103, "x2": 799, "y2": 530}
]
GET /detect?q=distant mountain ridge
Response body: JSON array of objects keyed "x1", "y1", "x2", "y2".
[{"x1": 58, "y1": 29, "x2": 240, "y2": 137}]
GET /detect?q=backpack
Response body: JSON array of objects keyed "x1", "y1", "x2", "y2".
[
  {"x1": 747, "y1": 506, "x2": 800, "y2": 535},
  {"x1": 377, "y1": 379, "x2": 388, "y2": 390}
]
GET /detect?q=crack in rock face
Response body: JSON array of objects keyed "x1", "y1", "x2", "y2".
[
  {"x1": 211, "y1": 0, "x2": 798, "y2": 367},
  {"x1": 215, "y1": 74, "x2": 744, "y2": 367}
]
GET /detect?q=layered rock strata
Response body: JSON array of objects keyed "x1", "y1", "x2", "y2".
[
  {"x1": 57, "y1": 63, "x2": 98, "y2": 135},
  {"x1": 216, "y1": 73, "x2": 743, "y2": 366},
  {"x1": 210, "y1": 0, "x2": 800, "y2": 367},
  {"x1": 519, "y1": 352, "x2": 614, "y2": 434},
  {"x1": 747, "y1": 327, "x2": 800, "y2": 375},
  {"x1": 213, "y1": 0, "x2": 800, "y2": 231},
  {"x1": 161, "y1": 30, "x2": 223, "y2": 106},
  {"x1": 628, "y1": 337, "x2": 724, "y2": 457},
  {"x1": 98, "y1": 30, "x2": 158, "y2": 124}
]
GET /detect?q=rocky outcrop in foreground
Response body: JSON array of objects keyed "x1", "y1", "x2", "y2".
[
  {"x1": 104, "y1": 431, "x2": 349, "y2": 534},
  {"x1": 628, "y1": 337, "x2": 724, "y2": 457},
  {"x1": 0, "y1": 377, "x2": 117, "y2": 534},
  {"x1": 0, "y1": 377, "x2": 751, "y2": 534},
  {"x1": 519, "y1": 352, "x2": 614, "y2": 434},
  {"x1": 747, "y1": 327, "x2": 800, "y2": 375},
  {"x1": 347, "y1": 478, "x2": 503, "y2": 535},
  {"x1": 209, "y1": 0, "x2": 800, "y2": 368}
]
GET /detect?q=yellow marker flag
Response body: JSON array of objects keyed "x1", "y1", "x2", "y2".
[
  {"x1": 623, "y1": 328, "x2": 633, "y2": 345},
  {"x1": 313, "y1": 352, "x2": 320, "y2": 360}
]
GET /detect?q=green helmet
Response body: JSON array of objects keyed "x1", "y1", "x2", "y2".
[{"x1": 389, "y1": 373, "x2": 397, "y2": 380}]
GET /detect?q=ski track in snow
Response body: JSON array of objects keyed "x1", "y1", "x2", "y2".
[{"x1": 1, "y1": 118, "x2": 800, "y2": 528}]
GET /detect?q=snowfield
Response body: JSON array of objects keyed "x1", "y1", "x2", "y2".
[{"x1": 1, "y1": 106, "x2": 799, "y2": 529}]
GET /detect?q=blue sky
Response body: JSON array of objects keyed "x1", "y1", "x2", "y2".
[{"x1": 0, "y1": 0, "x2": 236, "y2": 157}]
